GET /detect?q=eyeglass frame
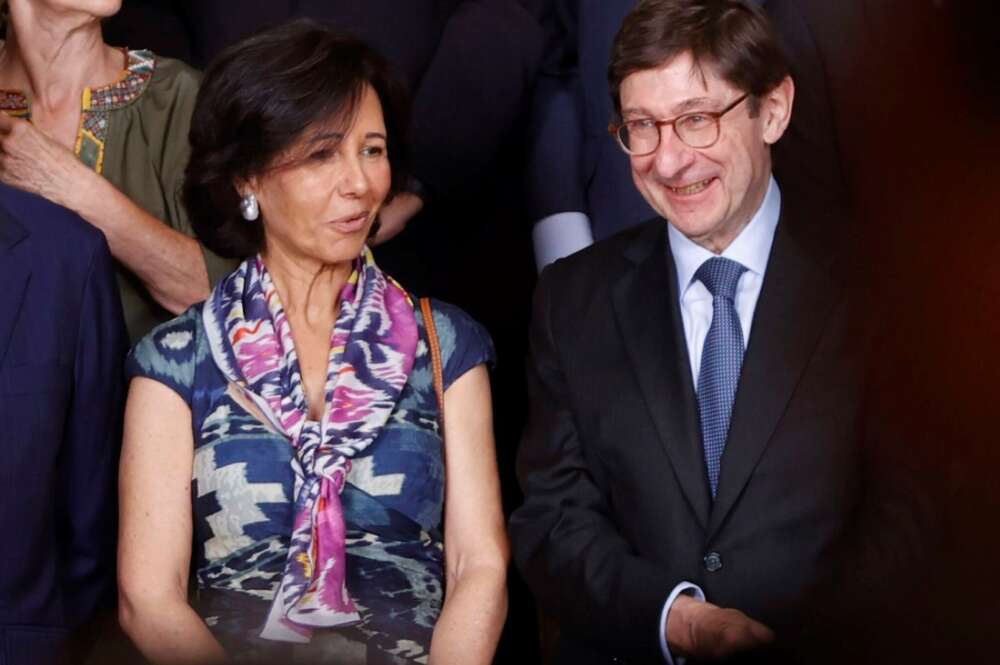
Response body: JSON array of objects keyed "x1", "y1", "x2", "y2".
[{"x1": 608, "y1": 93, "x2": 750, "y2": 156}]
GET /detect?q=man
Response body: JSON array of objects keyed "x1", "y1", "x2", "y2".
[
  {"x1": 509, "y1": 1, "x2": 863, "y2": 662},
  {"x1": 525, "y1": 0, "x2": 850, "y2": 272},
  {"x1": 0, "y1": 184, "x2": 127, "y2": 665}
]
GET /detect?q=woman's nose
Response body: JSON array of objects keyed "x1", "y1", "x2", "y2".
[{"x1": 335, "y1": 155, "x2": 370, "y2": 198}]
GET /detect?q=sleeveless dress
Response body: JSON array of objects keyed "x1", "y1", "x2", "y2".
[{"x1": 126, "y1": 299, "x2": 494, "y2": 664}]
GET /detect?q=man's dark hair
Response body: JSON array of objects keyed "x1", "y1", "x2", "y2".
[
  {"x1": 184, "y1": 18, "x2": 410, "y2": 258},
  {"x1": 608, "y1": 0, "x2": 789, "y2": 117}
]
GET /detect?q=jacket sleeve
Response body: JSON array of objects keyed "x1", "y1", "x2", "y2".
[
  {"x1": 509, "y1": 266, "x2": 676, "y2": 663},
  {"x1": 56, "y1": 233, "x2": 128, "y2": 627}
]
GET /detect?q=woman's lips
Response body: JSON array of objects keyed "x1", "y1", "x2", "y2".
[{"x1": 329, "y1": 211, "x2": 369, "y2": 233}]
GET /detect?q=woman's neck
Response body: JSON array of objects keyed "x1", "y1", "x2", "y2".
[
  {"x1": 261, "y1": 247, "x2": 354, "y2": 328},
  {"x1": 1, "y1": 3, "x2": 119, "y2": 111}
]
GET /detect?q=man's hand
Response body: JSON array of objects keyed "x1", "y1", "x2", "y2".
[
  {"x1": 0, "y1": 113, "x2": 90, "y2": 209},
  {"x1": 666, "y1": 594, "x2": 775, "y2": 661}
]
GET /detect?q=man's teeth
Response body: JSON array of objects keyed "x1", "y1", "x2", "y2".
[{"x1": 669, "y1": 178, "x2": 713, "y2": 195}]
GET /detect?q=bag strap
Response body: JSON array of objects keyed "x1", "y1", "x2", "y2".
[{"x1": 419, "y1": 297, "x2": 445, "y2": 433}]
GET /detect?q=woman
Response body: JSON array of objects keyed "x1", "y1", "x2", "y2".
[
  {"x1": 0, "y1": 0, "x2": 233, "y2": 340},
  {"x1": 117, "y1": 19, "x2": 509, "y2": 665}
]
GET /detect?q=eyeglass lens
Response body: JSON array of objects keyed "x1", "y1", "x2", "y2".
[{"x1": 619, "y1": 114, "x2": 720, "y2": 154}]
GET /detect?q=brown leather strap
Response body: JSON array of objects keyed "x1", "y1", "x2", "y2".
[{"x1": 420, "y1": 297, "x2": 445, "y2": 434}]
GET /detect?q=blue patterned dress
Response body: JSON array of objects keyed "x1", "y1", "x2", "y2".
[{"x1": 127, "y1": 299, "x2": 494, "y2": 664}]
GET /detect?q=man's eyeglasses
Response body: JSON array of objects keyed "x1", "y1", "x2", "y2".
[{"x1": 609, "y1": 93, "x2": 749, "y2": 156}]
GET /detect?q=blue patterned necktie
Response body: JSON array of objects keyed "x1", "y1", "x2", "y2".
[{"x1": 695, "y1": 256, "x2": 748, "y2": 498}]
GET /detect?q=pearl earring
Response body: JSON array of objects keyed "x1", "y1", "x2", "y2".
[{"x1": 239, "y1": 193, "x2": 259, "y2": 221}]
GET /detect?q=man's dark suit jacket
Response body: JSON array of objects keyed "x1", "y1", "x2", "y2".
[
  {"x1": 509, "y1": 195, "x2": 864, "y2": 664},
  {"x1": 0, "y1": 185, "x2": 127, "y2": 665}
]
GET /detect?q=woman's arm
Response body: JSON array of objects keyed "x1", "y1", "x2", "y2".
[
  {"x1": 0, "y1": 114, "x2": 210, "y2": 313},
  {"x1": 118, "y1": 377, "x2": 226, "y2": 664},
  {"x1": 429, "y1": 365, "x2": 510, "y2": 665}
]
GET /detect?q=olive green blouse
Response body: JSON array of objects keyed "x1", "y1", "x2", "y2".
[{"x1": 0, "y1": 49, "x2": 235, "y2": 341}]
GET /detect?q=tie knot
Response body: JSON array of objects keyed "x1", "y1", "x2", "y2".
[{"x1": 694, "y1": 257, "x2": 747, "y2": 300}]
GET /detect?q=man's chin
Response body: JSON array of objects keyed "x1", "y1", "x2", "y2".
[{"x1": 666, "y1": 215, "x2": 724, "y2": 243}]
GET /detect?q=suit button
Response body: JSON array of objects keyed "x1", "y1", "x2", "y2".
[{"x1": 703, "y1": 551, "x2": 723, "y2": 572}]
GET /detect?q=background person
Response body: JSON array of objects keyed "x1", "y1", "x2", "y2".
[
  {"x1": 117, "y1": 21, "x2": 508, "y2": 664},
  {"x1": 0, "y1": 183, "x2": 127, "y2": 665},
  {"x1": 0, "y1": 0, "x2": 233, "y2": 341}
]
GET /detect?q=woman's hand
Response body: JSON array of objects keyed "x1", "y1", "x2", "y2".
[
  {"x1": 0, "y1": 112, "x2": 211, "y2": 313},
  {"x1": 0, "y1": 113, "x2": 91, "y2": 208}
]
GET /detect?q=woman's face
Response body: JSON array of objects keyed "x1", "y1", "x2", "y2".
[{"x1": 248, "y1": 85, "x2": 392, "y2": 269}]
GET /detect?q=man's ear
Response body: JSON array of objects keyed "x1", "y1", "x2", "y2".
[{"x1": 762, "y1": 75, "x2": 795, "y2": 145}]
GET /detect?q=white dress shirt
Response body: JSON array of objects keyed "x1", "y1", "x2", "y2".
[
  {"x1": 658, "y1": 176, "x2": 781, "y2": 664},
  {"x1": 532, "y1": 211, "x2": 595, "y2": 272}
]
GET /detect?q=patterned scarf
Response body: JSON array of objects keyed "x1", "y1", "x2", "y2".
[{"x1": 202, "y1": 247, "x2": 418, "y2": 642}]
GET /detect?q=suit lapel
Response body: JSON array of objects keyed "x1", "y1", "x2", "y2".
[
  {"x1": 0, "y1": 203, "x2": 32, "y2": 368},
  {"x1": 707, "y1": 220, "x2": 842, "y2": 538},
  {"x1": 611, "y1": 225, "x2": 711, "y2": 529}
]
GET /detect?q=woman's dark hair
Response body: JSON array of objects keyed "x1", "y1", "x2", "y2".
[
  {"x1": 608, "y1": 0, "x2": 789, "y2": 118},
  {"x1": 184, "y1": 18, "x2": 410, "y2": 258}
]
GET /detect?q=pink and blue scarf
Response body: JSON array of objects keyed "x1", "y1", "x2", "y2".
[{"x1": 202, "y1": 247, "x2": 418, "y2": 642}]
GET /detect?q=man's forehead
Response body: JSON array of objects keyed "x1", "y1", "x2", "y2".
[{"x1": 620, "y1": 54, "x2": 733, "y2": 116}]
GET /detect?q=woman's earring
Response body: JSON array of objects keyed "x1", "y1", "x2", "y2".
[{"x1": 239, "y1": 193, "x2": 259, "y2": 221}]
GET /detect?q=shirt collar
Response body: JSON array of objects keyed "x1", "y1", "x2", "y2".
[{"x1": 667, "y1": 175, "x2": 781, "y2": 298}]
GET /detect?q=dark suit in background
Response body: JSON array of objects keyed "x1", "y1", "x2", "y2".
[{"x1": 0, "y1": 185, "x2": 127, "y2": 665}]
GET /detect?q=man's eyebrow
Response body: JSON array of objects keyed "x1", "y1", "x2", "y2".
[
  {"x1": 621, "y1": 106, "x2": 652, "y2": 119},
  {"x1": 670, "y1": 97, "x2": 718, "y2": 114},
  {"x1": 621, "y1": 97, "x2": 722, "y2": 119}
]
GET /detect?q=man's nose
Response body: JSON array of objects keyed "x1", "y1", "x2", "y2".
[{"x1": 651, "y1": 126, "x2": 697, "y2": 179}]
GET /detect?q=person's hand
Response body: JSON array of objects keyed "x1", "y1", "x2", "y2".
[
  {"x1": 666, "y1": 594, "x2": 775, "y2": 661},
  {"x1": 0, "y1": 113, "x2": 89, "y2": 209},
  {"x1": 372, "y1": 191, "x2": 424, "y2": 246}
]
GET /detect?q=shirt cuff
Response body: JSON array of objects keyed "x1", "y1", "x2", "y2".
[
  {"x1": 659, "y1": 581, "x2": 706, "y2": 665},
  {"x1": 532, "y1": 212, "x2": 594, "y2": 272}
]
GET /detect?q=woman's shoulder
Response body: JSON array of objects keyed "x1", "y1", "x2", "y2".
[
  {"x1": 126, "y1": 305, "x2": 208, "y2": 402},
  {"x1": 127, "y1": 50, "x2": 200, "y2": 116},
  {"x1": 147, "y1": 50, "x2": 203, "y2": 93},
  {"x1": 101, "y1": 49, "x2": 199, "y2": 150},
  {"x1": 419, "y1": 298, "x2": 495, "y2": 390}
]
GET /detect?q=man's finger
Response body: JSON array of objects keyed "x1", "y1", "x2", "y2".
[
  {"x1": 747, "y1": 618, "x2": 775, "y2": 643},
  {"x1": 704, "y1": 610, "x2": 775, "y2": 659}
]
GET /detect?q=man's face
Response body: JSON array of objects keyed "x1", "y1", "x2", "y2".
[{"x1": 619, "y1": 51, "x2": 793, "y2": 252}]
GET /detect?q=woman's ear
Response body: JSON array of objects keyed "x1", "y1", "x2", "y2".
[{"x1": 233, "y1": 176, "x2": 255, "y2": 199}]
